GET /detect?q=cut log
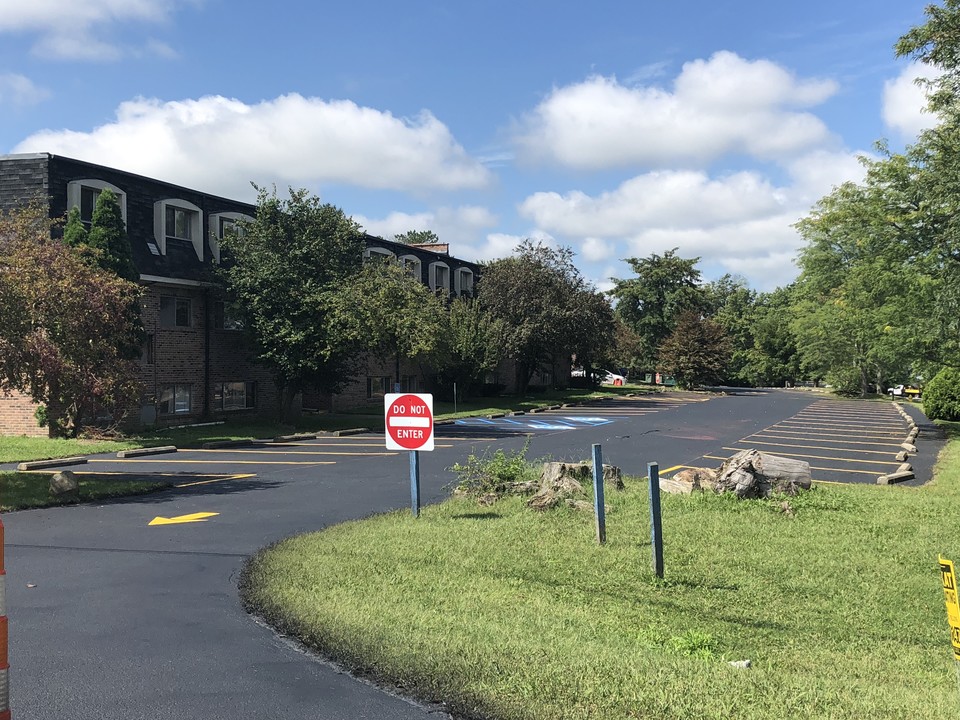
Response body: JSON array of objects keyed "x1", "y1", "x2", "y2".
[
  {"x1": 714, "y1": 449, "x2": 811, "y2": 499},
  {"x1": 661, "y1": 467, "x2": 717, "y2": 494}
]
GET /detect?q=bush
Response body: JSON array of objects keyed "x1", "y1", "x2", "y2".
[
  {"x1": 923, "y1": 367, "x2": 960, "y2": 420},
  {"x1": 448, "y1": 439, "x2": 538, "y2": 499},
  {"x1": 825, "y1": 366, "x2": 862, "y2": 396}
]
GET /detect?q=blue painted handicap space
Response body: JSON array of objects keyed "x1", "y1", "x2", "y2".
[{"x1": 454, "y1": 416, "x2": 614, "y2": 432}]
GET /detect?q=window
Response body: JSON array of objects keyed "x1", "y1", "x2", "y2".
[
  {"x1": 158, "y1": 384, "x2": 192, "y2": 414},
  {"x1": 399, "y1": 255, "x2": 422, "y2": 281},
  {"x1": 154, "y1": 199, "x2": 203, "y2": 260},
  {"x1": 208, "y1": 212, "x2": 254, "y2": 264},
  {"x1": 141, "y1": 334, "x2": 155, "y2": 365},
  {"x1": 214, "y1": 382, "x2": 256, "y2": 411},
  {"x1": 455, "y1": 268, "x2": 474, "y2": 296},
  {"x1": 159, "y1": 296, "x2": 191, "y2": 327},
  {"x1": 67, "y1": 179, "x2": 127, "y2": 226},
  {"x1": 430, "y1": 262, "x2": 450, "y2": 292},
  {"x1": 366, "y1": 376, "x2": 392, "y2": 399},
  {"x1": 364, "y1": 247, "x2": 395, "y2": 263},
  {"x1": 401, "y1": 375, "x2": 418, "y2": 392},
  {"x1": 213, "y1": 301, "x2": 243, "y2": 330}
]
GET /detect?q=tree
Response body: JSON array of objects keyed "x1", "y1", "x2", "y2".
[
  {"x1": 609, "y1": 248, "x2": 706, "y2": 371},
  {"x1": 87, "y1": 188, "x2": 137, "y2": 281},
  {"x1": 394, "y1": 229, "x2": 441, "y2": 245},
  {"x1": 480, "y1": 240, "x2": 615, "y2": 393},
  {"x1": 327, "y1": 258, "x2": 446, "y2": 384},
  {"x1": 216, "y1": 187, "x2": 366, "y2": 421},
  {"x1": 895, "y1": 0, "x2": 960, "y2": 113},
  {"x1": 435, "y1": 297, "x2": 505, "y2": 401},
  {"x1": 0, "y1": 202, "x2": 143, "y2": 437},
  {"x1": 63, "y1": 206, "x2": 88, "y2": 248},
  {"x1": 657, "y1": 310, "x2": 731, "y2": 390}
]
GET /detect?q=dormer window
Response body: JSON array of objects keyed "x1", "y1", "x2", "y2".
[
  {"x1": 455, "y1": 268, "x2": 474, "y2": 296},
  {"x1": 429, "y1": 261, "x2": 450, "y2": 293},
  {"x1": 208, "y1": 212, "x2": 254, "y2": 264},
  {"x1": 364, "y1": 247, "x2": 395, "y2": 262},
  {"x1": 154, "y1": 199, "x2": 203, "y2": 260},
  {"x1": 67, "y1": 179, "x2": 127, "y2": 226},
  {"x1": 399, "y1": 254, "x2": 422, "y2": 281}
]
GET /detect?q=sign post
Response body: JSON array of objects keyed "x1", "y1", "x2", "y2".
[
  {"x1": 385, "y1": 393, "x2": 435, "y2": 517},
  {"x1": 648, "y1": 462, "x2": 664, "y2": 578}
]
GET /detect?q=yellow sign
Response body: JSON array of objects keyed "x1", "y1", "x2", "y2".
[
  {"x1": 149, "y1": 512, "x2": 219, "y2": 526},
  {"x1": 938, "y1": 555, "x2": 960, "y2": 661}
]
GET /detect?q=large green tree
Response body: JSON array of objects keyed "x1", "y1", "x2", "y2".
[
  {"x1": 0, "y1": 202, "x2": 143, "y2": 436},
  {"x1": 394, "y1": 229, "x2": 441, "y2": 245},
  {"x1": 328, "y1": 258, "x2": 447, "y2": 384},
  {"x1": 480, "y1": 240, "x2": 615, "y2": 393},
  {"x1": 657, "y1": 310, "x2": 731, "y2": 390},
  {"x1": 216, "y1": 187, "x2": 366, "y2": 420},
  {"x1": 609, "y1": 248, "x2": 705, "y2": 371}
]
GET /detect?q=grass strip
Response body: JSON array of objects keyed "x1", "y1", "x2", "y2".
[
  {"x1": 241, "y1": 434, "x2": 960, "y2": 719},
  {"x1": 0, "y1": 472, "x2": 172, "y2": 511}
]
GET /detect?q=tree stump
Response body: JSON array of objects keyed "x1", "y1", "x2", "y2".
[
  {"x1": 714, "y1": 449, "x2": 811, "y2": 498},
  {"x1": 661, "y1": 467, "x2": 717, "y2": 494},
  {"x1": 527, "y1": 461, "x2": 623, "y2": 511}
]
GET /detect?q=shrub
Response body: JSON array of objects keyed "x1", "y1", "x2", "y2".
[
  {"x1": 448, "y1": 439, "x2": 538, "y2": 499},
  {"x1": 923, "y1": 367, "x2": 960, "y2": 420}
]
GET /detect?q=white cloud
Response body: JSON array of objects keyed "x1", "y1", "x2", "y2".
[
  {"x1": 0, "y1": 73, "x2": 49, "y2": 107},
  {"x1": 883, "y1": 61, "x2": 941, "y2": 140},
  {"x1": 14, "y1": 94, "x2": 492, "y2": 198},
  {"x1": 518, "y1": 149, "x2": 866, "y2": 290},
  {"x1": 355, "y1": 206, "x2": 498, "y2": 248},
  {"x1": 514, "y1": 51, "x2": 839, "y2": 170},
  {"x1": 0, "y1": 0, "x2": 176, "y2": 60}
]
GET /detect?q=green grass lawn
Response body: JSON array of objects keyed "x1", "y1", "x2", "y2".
[
  {"x1": 0, "y1": 472, "x2": 171, "y2": 511},
  {"x1": 241, "y1": 430, "x2": 960, "y2": 719},
  {"x1": 0, "y1": 386, "x2": 655, "y2": 464}
]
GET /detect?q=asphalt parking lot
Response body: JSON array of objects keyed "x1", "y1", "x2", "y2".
[{"x1": 693, "y1": 397, "x2": 934, "y2": 485}]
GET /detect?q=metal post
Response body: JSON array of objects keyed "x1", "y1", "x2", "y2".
[
  {"x1": 592, "y1": 444, "x2": 606, "y2": 544},
  {"x1": 0, "y1": 516, "x2": 9, "y2": 720},
  {"x1": 409, "y1": 450, "x2": 421, "y2": 518},
  {"x1": 647, "y1": 462, "x2": 664, "y2": 578}
]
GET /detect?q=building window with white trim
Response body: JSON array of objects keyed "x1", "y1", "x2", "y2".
[
  {"x1": 364, "y1": 247, "x2": 395, "y2": 263},
  {"x1": 399, "y1": 255, "x2": 422, "y2": 281},
  {"x1": 455, "y1": 268, "x2": 474, "y2": 297},
  {"x1": 429, "y1": 262, "x2": 450, "y2": 293},
  {"x1": 158, "y1": 384, "x2": 192, "y2": 415},
  {"x1": 154, "y1": 199, "x2": 203, "y2": 260},
  {"x1": 208, "y1": 212, "x2": 254, "y2": 264},
  {"x1": 66, "y1": 179, "x2": 127, "y2": 226}
]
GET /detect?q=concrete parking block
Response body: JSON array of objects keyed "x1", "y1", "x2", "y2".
[
  {"x1": 16, "y1": 456, "x2": 87, "y2": 471},
  {"x1": 116, "y1": 446, "x2": 177, "y2": 458}
]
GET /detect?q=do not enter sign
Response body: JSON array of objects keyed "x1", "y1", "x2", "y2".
[{"x1": 385, "y1": 393, "x2": 434, "y2": 451}]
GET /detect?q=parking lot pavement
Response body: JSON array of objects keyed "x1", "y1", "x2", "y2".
[
  {"x1": 694, "y1": 397, "x2": 926, "y2": 485},
  {"x1": 449, "y1": 393, "x2": 709, "y2": 435}
]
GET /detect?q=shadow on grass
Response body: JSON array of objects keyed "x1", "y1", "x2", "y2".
[{"x1": 450, "y1": 512, "x2": 503, "y2": 520}]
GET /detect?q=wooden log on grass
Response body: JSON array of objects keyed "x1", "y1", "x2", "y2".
[{"x1": 714, "y1": 449, "x2": 812, "y2": 499}]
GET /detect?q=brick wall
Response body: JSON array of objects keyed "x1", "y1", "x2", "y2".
[
  {"x1": 0, "y1": 390, "x2": 46, "y2": 437},
  {"x1": 328, "y1": 356, "x2": 429, "y2": 412}
]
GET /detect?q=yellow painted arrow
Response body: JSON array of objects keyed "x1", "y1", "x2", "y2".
[{"x1": 148, "y1": 512, "x2": 219, "y2": 526}]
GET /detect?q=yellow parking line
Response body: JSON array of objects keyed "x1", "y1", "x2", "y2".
[
  {"x1": 87, "y1": 459, "x2": 339, "y2": 465},
  {"x1": 757, "y1": 429, "x2": 907, "y2": 441},
  {"x1": 726, "y1": 440, "x2": 899, "y2": 455},
  {"x1": 776, "y1": 419, "x2": 906, "y2": 431},
  {"x1": 661, "y1": 465, "x2": 685, "y2": 474},
  {"x1": 742, "y1": 436, "x2": 903, "y2": 449},
  {"x1": 186, "y1": 449, "x2": 404, "y2": 456},
  {"x1": 722, "y1": 448, "x2": 888, "y2": 474},
  {"x1": 174, "y1": 473, "x2": 257, "y2": 488},
  {"x1": 736, "y1": 449, "x2": 898, "y2": 466}
]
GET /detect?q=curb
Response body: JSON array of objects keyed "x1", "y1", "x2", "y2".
[
  {"x1": 16, "y1": 456, "x2": 87, "y2": 471},
  {"x1": 201, "y1": 439, "x2": 255, "y2": 449},
  {"x1": 878, "y1": 470, "x2": 915, "y2": 485},
  {"x1": 116, "y1": 446, "x2": 177, "y2": 458},
  {"x1": 334, "y1": 428, "x2": 371, "y2": 437},
  {"x1": 272, "y1": 433, "x2": 317, "y2": 443}
]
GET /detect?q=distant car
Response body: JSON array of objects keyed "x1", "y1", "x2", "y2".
[
  {"x1": 601, "y1": 370, "x2": 626, "y2": 386},
  {"x1": 571, "y1": 367, "x2": 586, "y2": 378}
]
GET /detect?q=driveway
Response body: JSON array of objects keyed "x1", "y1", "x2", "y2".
[{"x1": 3, "y1": 390, "x2": 943, "y2": 718}]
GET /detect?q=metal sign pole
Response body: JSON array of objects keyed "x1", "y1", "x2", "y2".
[
  {"x1": 409, "y1": 450, "x2": 421, "y2": 518},
  {"x1": 648, "y1": 462, "x2": 664, "y2": 578},
  {"x1": 592, "y1": 444, "x2": 606, "y2": 544}
]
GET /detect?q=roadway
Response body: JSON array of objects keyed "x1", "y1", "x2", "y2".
[{"x1": 1, "y1": 390, "x2": 943, "y2": 718}]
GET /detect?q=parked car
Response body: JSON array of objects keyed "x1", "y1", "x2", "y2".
[{"x1": 600, "y1": 370, "x2": 627, "y2": 386}]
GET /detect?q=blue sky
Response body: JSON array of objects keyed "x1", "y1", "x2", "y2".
[{"x1": 0, "y1": 0, "x2": 938, "y2": 291}]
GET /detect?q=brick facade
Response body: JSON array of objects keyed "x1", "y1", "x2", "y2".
[{"x1": 0, "y1": 390, "x2": 45, "y2": 437}]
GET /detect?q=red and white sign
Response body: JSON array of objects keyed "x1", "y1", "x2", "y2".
[{"x1": 384, "y1": 393, "x2": 434, "y2": 451}]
